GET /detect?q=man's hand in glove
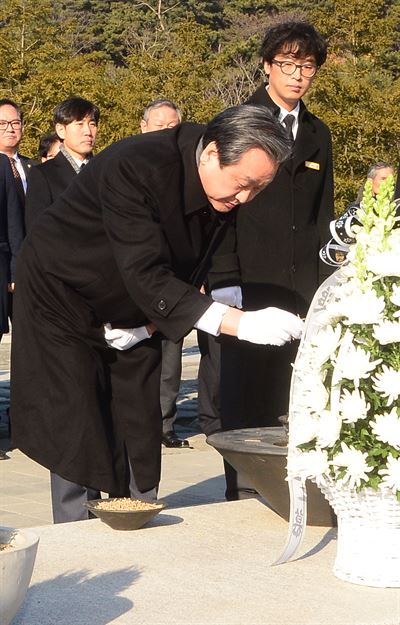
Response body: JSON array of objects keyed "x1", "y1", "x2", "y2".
[
  {"x1": 237, "y1": 307, "x2": 303, "y2": 346},
  {"x1": 104, "y1": 323, "x2": 155, "y2": 351}
]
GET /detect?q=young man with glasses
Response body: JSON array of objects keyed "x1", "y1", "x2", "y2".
[
  {"x1": 218, "y1": 17, "x2": 334, "y2": 500},
  {"x1": 0, "y1": 98, "x2": 37, "y2": 204}
]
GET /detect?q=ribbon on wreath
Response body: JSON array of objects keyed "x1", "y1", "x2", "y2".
[{"x1": 273, "y1": 270, "x2": 342, "y2": 565}]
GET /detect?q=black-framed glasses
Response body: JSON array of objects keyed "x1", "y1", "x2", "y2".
[
  {"x1": 0, "y1": 119, "x2": 22, "y2": 131},
  {"x1": 271, "y1": 59, "x2": 317, "y2": 78}
]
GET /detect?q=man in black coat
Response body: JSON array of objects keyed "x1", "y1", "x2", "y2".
[
  {"x1": 25, "y1": 97, "x2": 99, "y2": 232},
  {"x1": 0, "y1": 154, "x2": 24, "y2": 339},
  {"x1": 218, "y1": 18, "x2": 334, "y2": 499},
  {"x1": 11, "y1": 105, "x2": 304, "y2": 522},
  {"x1": 0, "y1": 153, "x2": 24, "y2": 460}
]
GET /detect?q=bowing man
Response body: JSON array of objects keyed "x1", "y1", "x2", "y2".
[{"x1": 11, "y1": 105, "x2": 303, "y2": 523}]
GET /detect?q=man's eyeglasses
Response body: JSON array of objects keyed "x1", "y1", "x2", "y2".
[
  {"x1": 0, "y1": 119, "x2": 23, "y2": 131},
  {"x1": 271, "y1": 60, "x2": 318, "y2": 78}
]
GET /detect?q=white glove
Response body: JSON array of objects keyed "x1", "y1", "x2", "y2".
[
  {"x1": 104, "y1": 323, "x2": 151, "y2": 351},
  {"x1": 237, "y1": 307, "x2": 304, "y2": 346},
  {"x1": 211, "y1": 286, "x2": 243, "y2": 309}
]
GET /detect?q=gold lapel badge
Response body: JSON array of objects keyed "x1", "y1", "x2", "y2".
[{"x1": 305, "y1": 161, "x2": 320, "y2": 171}]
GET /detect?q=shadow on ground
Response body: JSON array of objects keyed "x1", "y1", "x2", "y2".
[
  {"x1": 14, "y1": 568, "x2": 140, "y2": 625},
  {"x1": 162, "y1": 475, "x2": 226, "y2": 509}
]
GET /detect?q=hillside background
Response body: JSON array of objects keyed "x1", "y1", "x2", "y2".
[{"x1": 1, "y1": 0, "x2": 399, "y2": 213}]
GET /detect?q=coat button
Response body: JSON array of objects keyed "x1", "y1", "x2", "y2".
[
  {"x1": 291, "y1": 264, "x2": 296, "y2": 273},
  {"x1": 158, "y1": 299, "x2": 167, "y2": 311}
]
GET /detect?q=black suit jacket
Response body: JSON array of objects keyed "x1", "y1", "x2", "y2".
[
  {"x1": 25, "y1": 151, "x2": 76, "y2": 231},
  {"x1": 0, "y1": 154, "x2": 25, "y2": 332},
  {"x1": 11, "y1": 123, "x2": 234, "y2": 493},
  {"x1": 236, "y1": 86, "x2": 334, "y2": 315},
  {"x1": 19, "y1": 123, "x2": 233, "y2": 340},
  {"x1": 19, "y1": 154, "x2": 37, "y2": 178},
  {"x1": 395, "y1": 164, "x2": 400, "y2": 200}
]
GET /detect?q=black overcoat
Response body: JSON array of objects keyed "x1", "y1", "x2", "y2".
[
  {"x1": 0, "y1": 154, "x2": 24, "y2": 333},
  {"x1": 238, "y1": 85, "x2": 334, "y2": 315},
  {"x1": 25, "y1": 151, "x2": 76, "y2": 232},
  {"x1": 11, "y1": 123, "x2": 232, "y2": 494},
  {"x1": 220, "y1": 86, "x2": 334, "y2": 438}
]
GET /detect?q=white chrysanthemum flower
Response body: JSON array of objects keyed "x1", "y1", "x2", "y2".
[
  {"x1": 378, "y1": 454, "x2": 400, "y2": 494},
  {"x1": 311, "y1": 324, "x2": 342, "y2": 366},
  {"x1": 373, "y1": 320, "x2": 400, "y2": 344},
  {"x1": 287, "y1": 449, "x2": 329, "y2": 484},
  {"x1": 293, "y1": 372, "x2": 329, "y2": 413},
  {"x1": 340, "y1": 291, "x2": 385, "y2": 325},
  {"x1": 390, "y1": 284, "x2": 400, "y2": 307},
  {"x1": 370, "y1": 408, "x2": 400, "y2": 449},
  {"x1": 289, "y1": 414, "x2": 320, "y2": 447},
  {"x1": 387, "y1": 227, "x2": 400, "y2": 251},
  {"x1": 316, "y1": 409, "x2": 342, "y2": 448},
  {"x1": 366, "y1": 250, "x2": 400, "y2": 278},
  {"x1": 334, "y1": 343, "x2": 382, "y2": 387},
  {"x1": 372, "y1": 365, "x2": 400, "y2": 406},
  {"x1": 339, "y1": 388, "x2": 370, "y2": 423},
  {"x1": 331, "y1": 442, "x2": 373, "y2": 489},
  {"x1": 340, "y1": 257, "x2": 358, "y2": 280}
]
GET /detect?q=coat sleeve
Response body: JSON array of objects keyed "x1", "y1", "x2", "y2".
[
  {"x1": 100, "y1": 156, "x2": 212, "y2": 342},
  {"x1": 4, "y1": 160, "x2": 25, "y2": 282},
  {"x1": 25, "y1": 165, "x2": 53, "y2": 233}
]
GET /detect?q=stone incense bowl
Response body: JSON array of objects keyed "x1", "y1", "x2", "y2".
[{"x1": 207, "y1": 427, "x2": 336, "y2": 527}]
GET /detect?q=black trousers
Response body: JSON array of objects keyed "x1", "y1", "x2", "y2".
[
  {"x1": 160, "y1": 337, "x2": 183, "y2": 434},
  {"x1": 197, "y1": 330, "x2": 222, "y2": 436}
]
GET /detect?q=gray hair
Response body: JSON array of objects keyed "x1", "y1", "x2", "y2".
[
  {"x1": 142, "y1": 99, "x2": 182, "y2": 123},
  {"x1": 367, "y1": 161, "x2": 394, "y2": 180},
  {"x1": 203, "y1": 105, "x2": 291, "y2": 167},
  {"x1": 355, "y1": 161, "x2": 394, "y2": 202}
]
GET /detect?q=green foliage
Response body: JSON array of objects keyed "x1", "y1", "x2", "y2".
[{"x1": 0, "y1": 0, "x2": 399, "y2": 200}]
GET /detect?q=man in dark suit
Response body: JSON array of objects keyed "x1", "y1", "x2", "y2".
[
  {"x1": 11, "y1": 105, "x2": 304, "y2": 522},
  {"x1": 0, "y1": 99, "x2": 37, "y2": 205},
  {"x1": 0, "y1": 154, "x2": 24, "y2": 338},
  {"x1": 25, "y1": 97, "x2": 99, "y2": 231},
  {"x1": 218, "y1": 18, "x2": 334, "y2": 499},
  {"x1": 140, "y1": 98, "x2": 190, "y2": 449},
  {"x1": 23, "y1": 97, "x2": 100, "y2": 518},
  {"x1": 0, "y1": 154, "x2": 24, "y2": 460}
]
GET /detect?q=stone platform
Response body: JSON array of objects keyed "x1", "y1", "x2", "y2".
[{"x1": 12, "y1": 499, "x2": 400, "y2": 625}]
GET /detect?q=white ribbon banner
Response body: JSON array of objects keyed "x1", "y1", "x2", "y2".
[{"x1": 273, "y1": 270, "x2": 342, "y2": 565}]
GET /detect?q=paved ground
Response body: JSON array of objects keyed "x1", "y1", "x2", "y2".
[{"x1": 0, "y1": 331, "x2": 227, "y2": 528}]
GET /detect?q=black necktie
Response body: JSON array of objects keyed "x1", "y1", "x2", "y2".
[{"x1": 282, "y1": 114, "x2": 295, "y2": 142}]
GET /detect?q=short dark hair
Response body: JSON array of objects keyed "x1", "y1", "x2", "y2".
[
  {"x1": 260, "y1": 18, "x2": 328, "y2": 67},
  {"x1": 203, "y1": 105, "x2": 291, "y2": 167},
  {"x1": 143, "y1": 99, "x2": 182, "y2": 122},
  {"x1": 0, "y1": 98, "x2": 24, "y2": 122},
  {"x1": 53, "y1": 97, "x2": 100, "y2": 126},
  {"x1": 38, "y1": 132, "x2": 61, "y2": 159}
]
